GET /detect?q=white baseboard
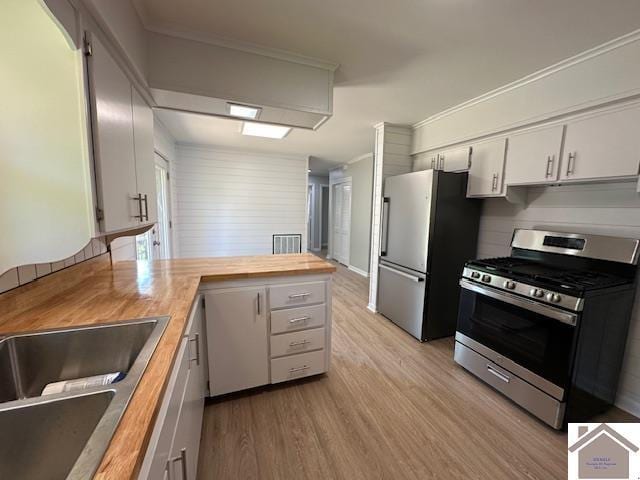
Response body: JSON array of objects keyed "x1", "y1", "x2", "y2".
[
  {"x1": 348, "y1": 265, "x2": 370, "y2": 278},
  {"x1": 311, "y1": 247, "x2": 322, "y2": 252},
  {"x1": 367, "y1": 303, "x2": 377, "y2": 313},
  {"x1": 615, "y1": 392, "x2": 640, "y2": 418}
]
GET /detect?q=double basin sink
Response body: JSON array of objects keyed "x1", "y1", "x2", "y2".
[{"x1": 0, "y1": 317, "x2": 169, "y2": 479}]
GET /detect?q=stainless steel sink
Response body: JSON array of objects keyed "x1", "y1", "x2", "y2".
[{"x1": 0, "y1": 317, "x2": 169, "y2": 480}]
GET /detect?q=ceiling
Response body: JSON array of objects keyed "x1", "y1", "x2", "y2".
[{"x1": 136, "y1": 0, "x2": 640, "y2": 173}]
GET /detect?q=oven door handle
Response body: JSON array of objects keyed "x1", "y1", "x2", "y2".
[{"x1": 459, "y1": 279, "x2": 578, "y2": 326}]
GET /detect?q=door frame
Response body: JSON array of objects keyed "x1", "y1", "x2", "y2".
[
  {"x1": 329, "y1": 176, "x2": 352, "y2": 264},
  {"x1": 307, "y1": 183, "x2": 315, "y2": 251},
  {"x1": 317, "y1": 183, "x2": 329, "y2": 251}
]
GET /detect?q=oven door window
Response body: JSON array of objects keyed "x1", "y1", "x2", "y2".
[{"x1": 457, "y1": 288, "x2": 576, "y2": 389}]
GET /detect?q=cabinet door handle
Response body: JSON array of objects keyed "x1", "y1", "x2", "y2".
[
  {"x1": 189, "y1": 333, "x2": 200, "y2": 366},
  {"x1": 566, "y1": 152, "x2": 576, "y2": 176},
  {"x1": 289, "y1": 315, "x2": 311, "y2": 324},
  {"x1": 142, "y1": 193, "x2": 149, "y2": 221},
  {"x1": 430, "y1": 158, "x2": 435, "y2": 169},
  {"x1": 545, "y1": 155, "x2": 555, "y2": 178},
  {"x1": 491, "y1": 173, "x2": 498, "y2": 191},
  {"x1": 289, "y1": 339, "x2": 311, "y2": 347},
  {"x1": 289, "y1": 365, "x2": 310, "y2": 373},
  {"x1": 439, "y1": 154, "x2": 445, "y2": 170},
  {"x1": 257, "y1": 292, "x2": 261, "y2": 316},
  {"x1": 131, "y1": 193, "x2": 143, "y2": 220},
  {"x1": 167, "y1": 448, "x2": 188, "y2": 480},
  {"x1": 288, "y1": 292, "x2": 311, "y2": 299}
]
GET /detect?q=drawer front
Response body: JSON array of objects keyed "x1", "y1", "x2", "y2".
[
  {"x1": 269, "y1": 281, "x2": 326, "y2": 309},
  {"x1": 453, "y1": 341, "x2": 565, "y2": 429},
  {"x1": 270, "y1": 303, "x2": 325, "y2": 334},
  {"x1": 270, "y1": 327, "x2": 325, "y2": 358},
  {"x1": 271, "y1": 350, "x2": 326, "y2": 384}
]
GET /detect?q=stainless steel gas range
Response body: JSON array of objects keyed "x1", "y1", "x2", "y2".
[{"x1": 454, "y1": 229, "x2": 640, "y2": 429}]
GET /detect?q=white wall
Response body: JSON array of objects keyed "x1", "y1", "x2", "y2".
[
  {"x1": 330, "y1": 154, "x2": 374, "y2": 275},
  {"x1": 412, "y1": 30, "x2": 640, "y2": 155},
  {"x1": 174, "y1": 145, "x2": 308, "y2": 257},
  {"x1": 477, "y1": 181, "x2": 640, "y2": 416},
  {"x1": 369, "y1": 125, "x2": 413, "y2": 310},
  {"x1": 0, "y1": 0, "x2": 94, "y2": 274}
]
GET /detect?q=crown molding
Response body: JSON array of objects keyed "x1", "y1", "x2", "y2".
[
  {"x1": 143, "y1": 22, "x2": 339, "y2": 72},
  {"x1": 347, "y1": 152, "x2": 373, "y2": 164},
  {"x1": 412, "y1": 28, "x2": 640, "y2": 130}
]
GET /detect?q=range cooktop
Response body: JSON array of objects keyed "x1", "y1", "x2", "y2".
[{"x1": 467, "y1": 256, "x2": 630, "y2": 294}]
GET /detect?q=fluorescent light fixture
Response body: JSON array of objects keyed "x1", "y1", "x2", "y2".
[
  {"x1": 228, "y1": 103, "x2": 261, "y2": 119},
  {"x1": 241, "y1": 121, "x2": 291, "y2": 139}
]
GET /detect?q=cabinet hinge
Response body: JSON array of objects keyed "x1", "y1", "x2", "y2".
[
  {"x1": 169, "y1": 220, "x2": 173, "y2": 229},
  {"x1": 201, "y1": 297, "x2": 205, "y2": 309},
  {"x1": 84, "y1": 38, "x2": 93, "y2": 57},
  {"x1": 95, "y1": 207, "x2": 104, "y2": 222},
  {"x1": 166, "y1": 171, "x2": 170, "y2": 181}
]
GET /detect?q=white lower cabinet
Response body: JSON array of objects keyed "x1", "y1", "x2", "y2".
[
  {"x1": 206, "y1": 286, "x2": 269, "y2": 396},
  {"x1": 202, "y1": 274, "x2": 332, "y2": 397},
  {"x1": 139, "y1": 296, "x2": 206, "y2": 480}
]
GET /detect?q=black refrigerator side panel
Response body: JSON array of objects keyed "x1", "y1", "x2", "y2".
[{"x1": 423, "y1": 172, "x2": 481, "y2": 340}]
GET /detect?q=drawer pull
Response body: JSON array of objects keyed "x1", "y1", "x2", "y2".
[
  {"x1": 288, "y1": 292, "x2": 311, "y2": 299},
  {"x1": 289, "y1": 365, "x2": 310, "y2": 373},
  {"x1": 289, "y1": 339, "x2": 310, "y2": 347},
  {"x1": 487, "y1": 364, "x2": 510, "y2": 383},
  {"x1": 289, "y1": 316, "x2": 310, "y2": 324}
]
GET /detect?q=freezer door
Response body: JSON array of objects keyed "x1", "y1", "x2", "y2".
[
  {"x1": 377, "y1": 262, "x2": 427, "y2": 340},
  {"x1": 381, "y1": 170, "x2": 434, "y2": 272}
]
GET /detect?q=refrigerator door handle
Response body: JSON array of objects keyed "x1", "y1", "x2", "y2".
[
  {"x1": 380, "y1": 197, "x2": 390, "y2": 256},
  {"x1": 379, "y1": 263, "x2": 425, "y2": 282}
]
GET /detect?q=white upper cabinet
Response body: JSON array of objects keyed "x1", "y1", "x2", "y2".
[
  {"x1": 87, "y1": 33, "x2": 157, "y2": 233},
  {"x1": 132, "y1": 87, "x2": 158, "y2": 225},
  {"x1": 439, "y1": 146, "x2": 471, "y2": 172},
  {"x1": 467, "y1": 138, "x2": 507, "y2": 197},
  {"x1": 87, "y1": 34, "x2": 138, "y2": 232},
  {"x1": 559, "y1": 104, "x2": 640, "y2": 182},
  {"x1": 505, "y1": 124, "x2": 564, "y2": 186}
]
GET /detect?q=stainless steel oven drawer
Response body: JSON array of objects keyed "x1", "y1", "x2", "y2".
[{"x1": 454, "y1": 341, "x2": 565, "y2": 429}]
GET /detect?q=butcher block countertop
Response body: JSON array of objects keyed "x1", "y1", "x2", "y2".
[{"x1": 0, "y1": 253, "x2": 335, "y2": 479}]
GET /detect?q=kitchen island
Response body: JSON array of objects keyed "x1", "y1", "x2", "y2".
[{"x1": 0, "y1": 253, "x2": 335, "y2": 479}]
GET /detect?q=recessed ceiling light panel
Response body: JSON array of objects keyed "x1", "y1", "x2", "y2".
[
  {"x1": 241, "y1": 121, "x2": 292, "y2": 139},
  {"x1": 228, "y1": 103, "x2": 261, "y2": 119}
]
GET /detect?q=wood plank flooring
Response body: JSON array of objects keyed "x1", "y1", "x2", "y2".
[{"x1": 197, "y1": 261, "x2": 636, "y2": 480}]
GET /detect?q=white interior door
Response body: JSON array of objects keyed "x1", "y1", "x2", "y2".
[
  {"x1": 332, "y1": 180, "x2": 352, "y2": 265},
  {"x1": 136, "y1": 154, "x2": 172, "y2": 260},
  {"x1": 153, "y1": 155, "x2": 171, "y2": 259}
]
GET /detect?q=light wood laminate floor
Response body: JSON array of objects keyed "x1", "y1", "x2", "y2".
[{"x1": 197, "y1": 261, "x2": 636, "y2": 479}]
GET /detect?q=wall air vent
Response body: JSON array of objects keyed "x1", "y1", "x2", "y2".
[{"x1": 273, "y1": 234, "x2": 302, "y2": 254}]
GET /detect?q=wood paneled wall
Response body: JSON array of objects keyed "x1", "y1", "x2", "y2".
[{"x1": 174, "y1": 146, "x2": 308, "y2": 258}]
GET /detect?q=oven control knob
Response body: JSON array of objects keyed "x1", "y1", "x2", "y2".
[
  {"x1": 481, "y1": 274, "x2": 492, "y2": 283},
  {"x1": 470, "y1": 271, "x2": 481, "y2": 279},
  {"x1": 503, "y1": 281, "x2": 516, "y2": 290},
  {"x1": 546, "y1": 293, "x2": 561, "y2": 303},
  {"x1": 530, "y1": 288, "x2": 545, "y2": 298}
]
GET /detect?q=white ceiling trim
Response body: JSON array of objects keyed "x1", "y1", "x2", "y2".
[{"x1": 412, "y1": 28, "x2": 640, "y2": 130}]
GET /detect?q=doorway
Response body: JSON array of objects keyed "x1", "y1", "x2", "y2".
[
  {"x1": 331, "y1": 178, "x2": 352, "y2": 266},
  {"x1": 136, "y1": 153, "x2": 172, "y2": 260}
]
